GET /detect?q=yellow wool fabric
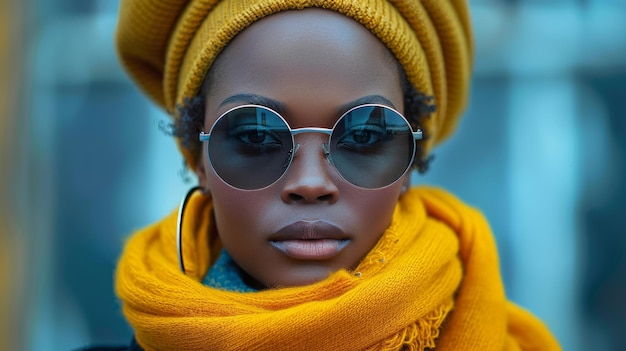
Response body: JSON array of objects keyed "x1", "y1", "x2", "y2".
[
  {"x1": 115, "y1": 188, "x2": 561, "y2": 350},
  {"x1": 115, "y1": 0, "x2": 473, "y2": 168}
]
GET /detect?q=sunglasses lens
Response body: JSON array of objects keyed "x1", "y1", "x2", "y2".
[
  {"x1": 329, "y1": 105, "x2": 415, "y2": 188},
  {"x1": 208, "y1": 106, "x2": 293, "y2": 190}
]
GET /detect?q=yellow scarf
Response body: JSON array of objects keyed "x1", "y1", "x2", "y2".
[{"x1": 116, "y1": 187, "x2": 560, "y2": 350}]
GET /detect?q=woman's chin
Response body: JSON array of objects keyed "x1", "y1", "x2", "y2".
[{"x1": 259, "y1": 267, "x2": 339, "y2": 289}]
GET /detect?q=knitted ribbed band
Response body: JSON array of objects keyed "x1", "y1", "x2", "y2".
[{"x1": 116, "y1": 0, "x2": 473, "y2": 168}]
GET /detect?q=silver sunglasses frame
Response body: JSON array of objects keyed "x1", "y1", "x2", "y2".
[{"x1": 199, "y1": 103, "x2": 423, "y2": 190}]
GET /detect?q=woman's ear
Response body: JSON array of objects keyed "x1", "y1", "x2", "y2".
[{"x1": 194, "y1": 156, "x2": 211, "y2": 193}]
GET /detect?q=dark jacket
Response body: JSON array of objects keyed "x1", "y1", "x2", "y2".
[{"x1": 78, "y1": 337, "x2": 142, "y2": 351}]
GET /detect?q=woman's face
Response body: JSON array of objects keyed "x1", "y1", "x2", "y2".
[{"x1": 196, "y1": 8, "x2": 408, "y2": 288}]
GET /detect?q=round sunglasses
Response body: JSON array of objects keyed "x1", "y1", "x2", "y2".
[{"x1": 199, "y1": 103, "x2": 422, "y2": 190}]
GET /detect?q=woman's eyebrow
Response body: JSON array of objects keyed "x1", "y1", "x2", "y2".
[
  {"x1": 219, "y1": 93, "x2": 286, "y2": 114},
  {"x1": 219, "y1": 93, "x2": 395, "y2": 116},
  {"x1": 337, "y1": 95, "x2": 397, "y2": 115}
]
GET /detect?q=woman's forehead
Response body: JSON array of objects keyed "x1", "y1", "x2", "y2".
[{"x1": 204, "y1": 8, "x2": 403, "y2": 118}]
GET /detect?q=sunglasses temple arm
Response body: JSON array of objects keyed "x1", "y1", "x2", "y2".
[{"x1": 413, "y1": 129, "x2": 423, "y2": 141}]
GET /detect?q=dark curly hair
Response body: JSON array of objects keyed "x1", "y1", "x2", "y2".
[{"x1": 168, "y1": 68, "x2": 436, "y2": 175}]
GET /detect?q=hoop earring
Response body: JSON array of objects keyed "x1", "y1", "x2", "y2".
[{"x1": 177, "y1": 186, "x2": 202, "y2": 274}]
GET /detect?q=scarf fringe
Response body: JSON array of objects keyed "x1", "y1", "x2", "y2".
[{"x1": 367, "y1": 300, "x2": 453, "y2": 351}]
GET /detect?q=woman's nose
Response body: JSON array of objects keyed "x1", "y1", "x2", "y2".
[{"x1": 280, "y1": 137, "x2": 340, "y2": 204}]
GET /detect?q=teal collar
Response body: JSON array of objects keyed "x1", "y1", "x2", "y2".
[{"x1": 202, "y1": 249, "x2": 258, "y2": 293}]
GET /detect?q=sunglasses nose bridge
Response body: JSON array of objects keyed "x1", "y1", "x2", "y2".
[
  {"x1": 280, "y1": 131, "x2": 341, "y2": 203},
  {"x1": 290, "y1": 127, "x2": 333, "y2": 158}
]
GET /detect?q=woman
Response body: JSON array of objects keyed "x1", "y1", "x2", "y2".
[{"x1": 92, "y1": 0, "x2": 561, "y2": 350}]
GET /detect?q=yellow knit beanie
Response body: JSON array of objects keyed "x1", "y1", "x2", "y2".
[{"x1": 116, "y1": 0, "x2": 473, "y2": 168}]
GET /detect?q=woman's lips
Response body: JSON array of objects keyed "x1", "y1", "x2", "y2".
[
  {"x1": 270, "y1": 239, "x2": 350, "y2": 260},
  {"x1": 269, "y1": 221, "x2": 350, "y2": 260}
]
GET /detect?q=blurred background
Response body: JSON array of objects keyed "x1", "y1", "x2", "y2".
[{"x1": 1, "y1": 0, "x2": 625, "y2": 350}]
